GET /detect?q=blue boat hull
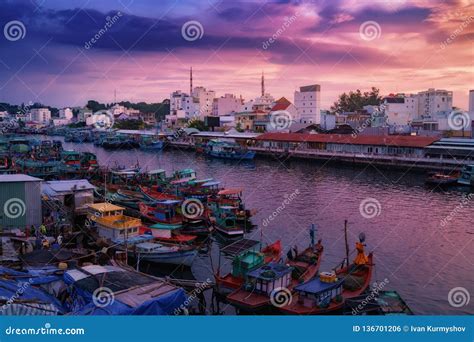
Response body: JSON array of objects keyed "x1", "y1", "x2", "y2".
[{"x1": 207, "y1": 150, "x2": 256, "y2": 160}]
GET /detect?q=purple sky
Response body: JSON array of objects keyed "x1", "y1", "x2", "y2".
[{"x1": 0, "y1": 0, "x2": 472, "y2": 109}]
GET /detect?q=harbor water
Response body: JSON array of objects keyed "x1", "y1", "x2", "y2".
[{"x1": 59, "y1": 137, "x2": 474, "y2": 315}]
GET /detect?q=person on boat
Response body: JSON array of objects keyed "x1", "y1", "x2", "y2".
[
  {"x1": 57, "y1": 234, "x2": 63, "y2": 245},
  {"x1": 287, "y1": 245, "x2": 298, "y2": 260},
  {"x1": 354, "y1": 240, "x2": 369, "y2": 265},
  {"x1": 40, "y1": 224, "x2": 47, "y2": 236}
]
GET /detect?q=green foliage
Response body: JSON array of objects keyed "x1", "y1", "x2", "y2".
[
  {"x1": 331, "y1": 87, "x2": 382, "y2": 114},
  {"x1": 113, "y1": 119, "x2": 149, "y2": 130},
  {"x1": 86, "y1": 100, "x2": 106, "y2": 113},
  {"x1": 187, "y1": 119, "x2": 207, "y2": 131}
]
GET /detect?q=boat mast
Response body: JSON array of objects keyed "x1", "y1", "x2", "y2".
[{"x1": 344, "y1": 219, "x2": 349, "y2": 268}]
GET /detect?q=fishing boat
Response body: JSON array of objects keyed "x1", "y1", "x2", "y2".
[
  {"x1": 205, "y1": 139, "x2": 256, "y2": 160},
  {"x1": 125, "y1": 238, "x2": 198, "y2": 267},
  {"x1": 425, "y1": 172, "x2": 458, "y2": 186},
  {"x1": 142, "y1": 222, "x2": 197, "y2": 244},
  {"x1": 280, "y1": 253, "x2": 374, "y2": 315},
  {"x1": 215, "y1": 239, "x2": 281, "y2": 295},
  {"x1": 211, "y1": 206, "x2": 244, "y2": 238},
  {"x1": 140, "y1": 140, "x2": 164, "y2": 151},
  {"x1": 227, "y1": 227, "x2": 323, "y2": 312},
  {"x1": 61, "y1": 150, "x2": 82, "y2": 170},
  {"x1": 14, "y1": 159, "x2": 61, "y2": 179},
  {"x1": 139, "y1": 200, "x2": 184, "y2": 225},
  {"x1": 208, "y1": 188, "x2": 254, "y2": 227},
  {"x1": 458, "y1": 164, "x2": 474, "y2": 186}
]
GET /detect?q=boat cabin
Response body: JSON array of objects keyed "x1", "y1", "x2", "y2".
[
  {"x1": 146, "y1": 169, "x2": 167, "y2": 184},
  {"x1": 247, "y1": 262, "x2": 293, "y2": 296},
  {"x1": 294, "y1": 275, "x2": 344, "y2": 308},
  {"x1": 148, "y1": 222, "x2": 182, "y2": 239},
  {"x1": 173, "y1": 168, "x2": 196, "y2": 180},
  {"x1": 94, "y1": 214, "x2": 141, "y2": 240},
  {"x1": 87, "y1": 202, "x2": 125, "y2": 219}
]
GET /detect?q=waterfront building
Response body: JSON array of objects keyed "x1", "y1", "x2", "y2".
[
  {"x1": 0, "y1": 174, "x2": 42, "y2": 230},
  {"x1": 191, "y1": 86, "x2": 215, "y2": 117},
  {"x1": 42, "y1": 179, "x2": 95, "y2": 215},
  {"x1": 212, "y1": 93, "x2": 242, "y2": 116},
  {"x1": 294, "y1": 84, "x2": 321, "y2": 124},
  {"x1": 320, "y1": 111, "x2": 336, "y2": 130},
  {"x1": 77, "y1": 108, "x2": 93, "y2": 122},
  {"x1": 469, "y1": 90, "x2": 474, "y2": 113},
  {"x1": 111, "y1": 104, "x2": 140, "y2": 117},
  {"x1": 59, "y1": 107, "x2": 73, "y2": 120},
  {"x1": 254, "y1": 132, "x2": 438, "y2": 158},
  {"x1": 52, "y1": 118, "x2": 70, "y2": 126},
  {"x1": 235, "y1": 110, "x2": 268, "y2": 131},
  {"x1": 29, "y1": 108, "x2": 51, "y2": 123},
  {"x1": 416, "y1": 88, "x2": 453, "y2": 118},
  {"x1": 382, "y1": 94, "x2": 418, "y2": 126},
  {"x1": 424, "y1": 138, "x2": 474, "y2": 161}
]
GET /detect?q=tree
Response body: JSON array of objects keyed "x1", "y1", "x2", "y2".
[
  {"x1": 331, "y1": 87, "x2": 382, "y2": 114},
  {"x1": 86, "y1": 100, "x2": 106, "y2": 113},
  {"x1": 187, "y1": 119, "x2": 207, "y2": 131}
]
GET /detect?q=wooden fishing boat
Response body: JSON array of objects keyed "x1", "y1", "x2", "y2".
[
  {"x1": 140, "y1": 186, "x2": 181, "y2": 201},
  {"x1": 140, "y1": 140, "x2": 164, "y2": 151},
  {"x1": 279, "y1": 253, "x2": 374, "y2": 314},
  {"x1": 140, "y1": 224, "x2": 197, "y2": 244},
  {"x1": 215, "y1": 239, "x2": 281, "y2": 295},
  {"x1": 211, "y1": 206, "x2": 244, "y2": 238},
  {"x1": 425, "y1": 173, "x2": 458, "y2": 186},
  {"x1": 128, "y1": 241, "x2": 198, "y2": 267},
  {"x1": 139, "y1": 200, "x2": 184, "y2": 225},
  {"x1": 205, "y1": 139, "x2": 256, "y2": 160},
  {"x1": 226, "y1": 242, "x2": 323, "y2": 312}
]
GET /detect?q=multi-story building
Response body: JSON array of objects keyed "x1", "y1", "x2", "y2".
[
  {"x1": 294, "y1": 84, "x2": 321, "y2": 124},
  {"x1": 417, "y1": 88, "x2": 453, "y2": 118},
  {"x1": 212, "y1": 93, "x2": 242, "y2": 116},
  {"x1": 469, "y1": 89, "x2": 474, "y2": 113},
  {"x1": 59, "y1": 107, "x2": 73, "y2": 120},
  {"x1": 77, "y1": 108, "x2": 93, "y2": 122},
  {"x1": 29, "y1": 108, "x2": 51, "y2": 123},
  {"x1": 382, "y1": 94, "x2": 418, "y2": 125},
  {"x1": 192, "y1": 86, "x2": 215, "y2": 117}
]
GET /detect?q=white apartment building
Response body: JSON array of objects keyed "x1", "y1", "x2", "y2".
[
  {"x1": 240, "y1": 94, "x2": 275, "y2": 113},
  {"x1": 110, "y1": 104, "x2": 140, "y2": 117},
  {"x1": 59, "y1": 107, "x2": 73, "y2": 120},
  {"x1": 212, "y1": 94, "x2": 242, "y2": 116},
  {"x1": 29, "y1": 108, "x2": 51, "y2": 123},
  {"x1": 191, "y1": 86, "x2": 215, "y2": 117},
  {"x1": 294, "y1": 84, "x2": 321, "y2": 124},
  {"x1": 417, "y1": 88, "x2": 453, "y2": 118},
  {"x1": 383, "y1": 94, "x2": 418, "y2": 126}
]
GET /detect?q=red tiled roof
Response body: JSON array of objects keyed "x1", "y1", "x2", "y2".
[
  {"x1": 255, "y1": 133, "x2": 439, "y2": 148},
  {"x1": 270, "y1": 97, "x2": 291, "y2": 111}
]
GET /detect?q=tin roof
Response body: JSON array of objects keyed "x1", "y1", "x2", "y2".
[
  {"x1": 0, "y1": 174, "x2": 42, "y2": 182},
  {"x1": 255, "y1": 133, "x2": 439, "y2": 148},
  {"x1": 42, "y1": 180, "x2": 95, "y2": 196},
  {"x1": 87, "y1": 202, "x2": 124, "y2": 212}
]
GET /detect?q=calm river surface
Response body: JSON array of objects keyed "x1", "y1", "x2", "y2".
[{"x1": 56, "y1": 137, "x2": 474, "y2": 315}]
